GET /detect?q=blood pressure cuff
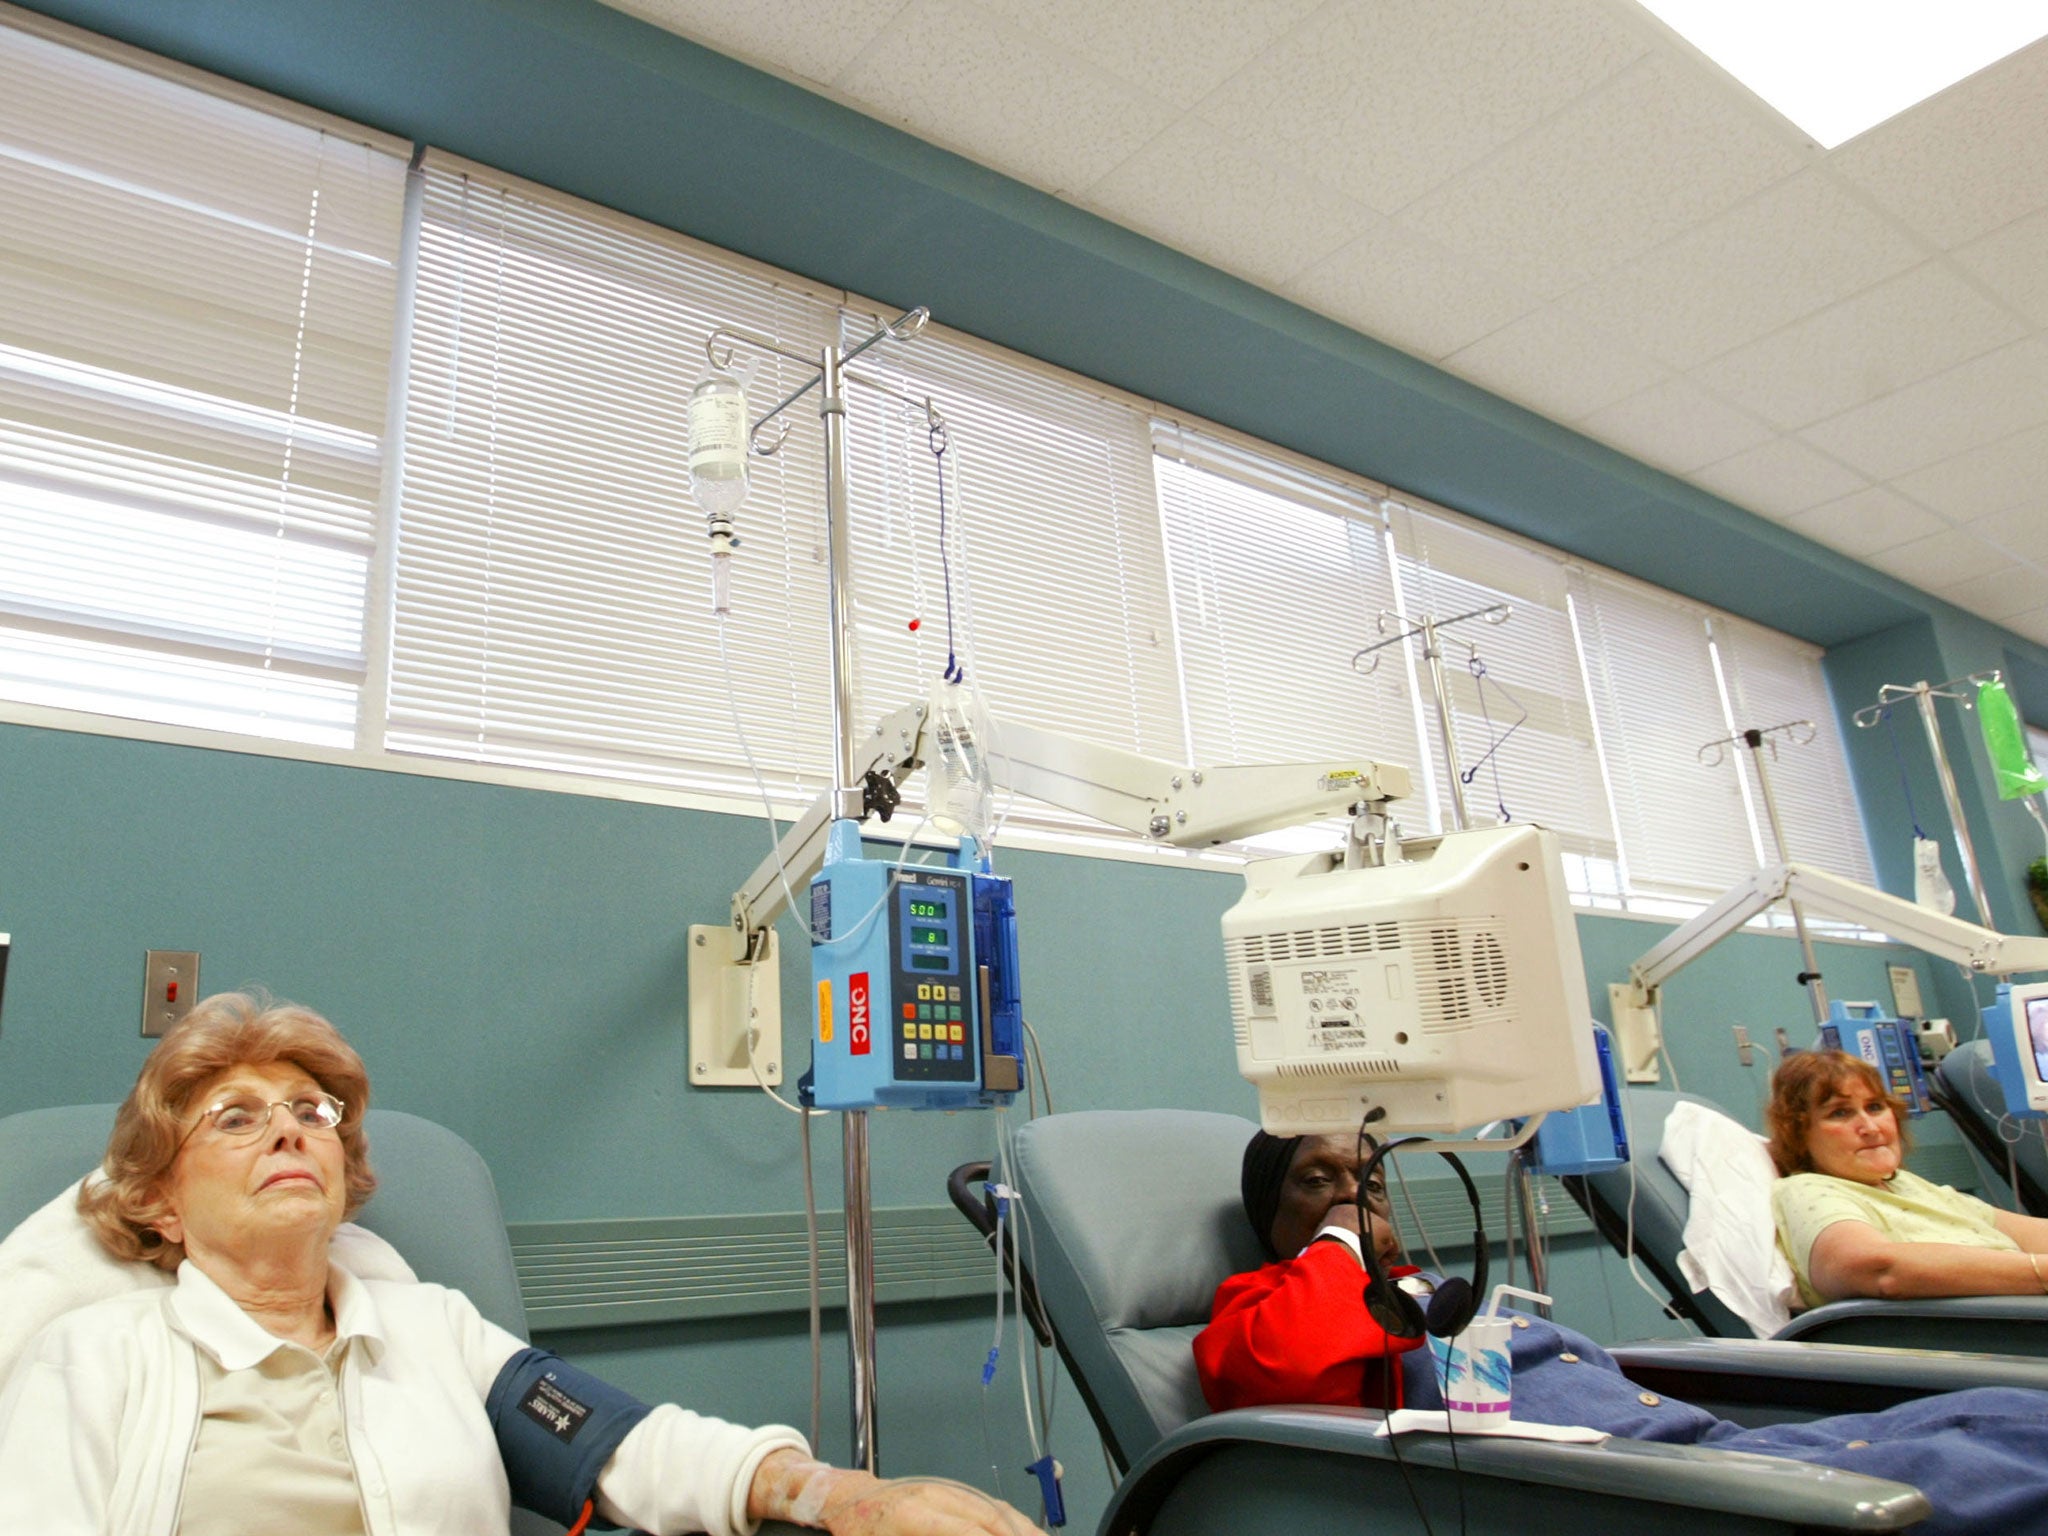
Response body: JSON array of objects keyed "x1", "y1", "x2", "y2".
[{"x1": 486, "y1": 1347, "x2": 655, "y2": 1529}]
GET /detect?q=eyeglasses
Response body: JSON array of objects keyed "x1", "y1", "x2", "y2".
[{"x1": 181, "y1": 1092, "x2": 346, "y2": 1146}]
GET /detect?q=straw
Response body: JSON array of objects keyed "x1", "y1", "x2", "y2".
[{"x1": 1483, "y1": 1284, "x2": 1553, "y2": 1319}]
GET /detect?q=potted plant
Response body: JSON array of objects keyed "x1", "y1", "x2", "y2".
[{"x1": 2030, "y1": 857, "x2": 2048, "y2": 933}]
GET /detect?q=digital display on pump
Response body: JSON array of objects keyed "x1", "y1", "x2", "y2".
[{"x1": 909, "y1": 898, "x2": 946, "y2": 920}]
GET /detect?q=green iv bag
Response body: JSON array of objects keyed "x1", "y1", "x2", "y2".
[{"x1": 1976, "y1": 677, "x2": 2048, "y2": 800}]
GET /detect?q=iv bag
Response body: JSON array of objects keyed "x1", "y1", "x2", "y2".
[
  {"x1": 1977, "y1": 678, "x2": 2048, "y2": 800},
  {"x1": 687, "y1": 372, "x2": 749, "y2": 516},
  {"x1": 1914, "y1": 836, "x2": 1955, "y2": 915},
  {"x1": 929, "y1": 681, "x2": 994, "y2": 841}
]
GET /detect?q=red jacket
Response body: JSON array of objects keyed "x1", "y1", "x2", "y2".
[{"x1": 1193, "y1": 1239, "x2": 1426, "y2": 1412}]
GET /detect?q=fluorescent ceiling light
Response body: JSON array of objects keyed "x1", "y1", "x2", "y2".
[{"x1": 1635, "y1": 1, "x2": 2048, "y2": 147}]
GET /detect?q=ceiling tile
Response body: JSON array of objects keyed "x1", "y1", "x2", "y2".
[
  {"x1": 1940, "y1": 565, "x2": 2048, "y2": 622},
  {"x1": 1559, "y1": 170, "x2": 1925, "y2": 370},
  {"x1": 1580, "y1": 376, "x2": 1774, "y2": 475},
  {"x1": 1893, "y1": 422, "x2": 2048, "y2": 524},
  {"x1": 2004, "y1": 606, "x2": 2048, "y2": 648},
  {"x1": 833, "y1": 0, "x2": 1178, "y2": 196},
  {"x1": 1800, "y1": 336, "x2": 2048, "y2": 482},
  {"x1": 1195, "y1": 0, "x2": 1647, "y2": 216},
  {"x1": 1285, "y1": 220, "x2": 1540, "y2": 362},
  {"x1": 1952, "y1": 208, "x2": 2048, "y2": 329},
  {"x1": 1690, "y1": 438, "x2": 1866, "y2": 520},
  {"x1": 1443, "y1": 306, "x2": 1665, "y2": 423},
  {"x1": 976, "y1": 0, "x2": 1325, "y2": 109},
  {"x1": 1862, "y1": 529, "x2": 2011, "y2": 591},
  {"x1": 1782, "y1": 487, "x2": 1948, "y2": 557},
  {"x1": 1400, "y1": 54, "x2": 1811, "y2": 300},
  {"x1": 1964, "y1": 502, "x2": 2048, "y2": 565},
  {"x1": 1690, "y1": 262, "x2": 2027, "y2": 430},
  {"x1": 597, "y1": 0, "x2": 906, "y2": 87},
  {"x1": 1828, "y1": 37, "x2": 2048, "y2": 250},
  {"x1": 1080, "y1": 116, "x2": 1376, "y2": 289}
]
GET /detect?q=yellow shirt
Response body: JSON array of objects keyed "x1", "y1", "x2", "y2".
[{"x1": 1773, "y1": 1167, "x2": 2015, "y2": 1310}]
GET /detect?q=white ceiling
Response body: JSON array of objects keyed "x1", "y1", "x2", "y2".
[{"x1": 603, "y1": 0, "x2": 2048, "y2": 647}]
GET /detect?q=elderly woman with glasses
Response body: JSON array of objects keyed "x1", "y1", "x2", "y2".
[{"x1": 0, "y1": 994, "x2": 1035, "y2": 1536}]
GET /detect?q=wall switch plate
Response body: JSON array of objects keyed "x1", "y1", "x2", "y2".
[
  {"x1": 142, "y1": 950, "x2": 199, "y2": 1038},
  {"x1": 1732, "y1": 1025, "x2": 1754, "y2": 1067},
  {"x1": 1887, "y1": 964, "x2": 1924, "y2": 1019},
  {"x1": 688, "y1": 925, "x2": 781, "y2": 1087}
]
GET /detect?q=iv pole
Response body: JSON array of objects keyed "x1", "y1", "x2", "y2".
[
  {"x1": 1853, "y1": 676, "x2": 2002, "y2": 928},
  {"x1": 1355, "y1": 600, "x2": 1556, "y2": 1298},
  {"x1": 1700, "y1": 721, "x2": 1827, "y2": 1025},
  {"x1": 1351, "y1": 600, "x2": 1510, "y2": 833},
  {"x1": 702, "y1": 305, "x2": 932, "y2": 1474}
]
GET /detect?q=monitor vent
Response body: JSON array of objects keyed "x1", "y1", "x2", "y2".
[
  {"x1": 1278, "y1": 1055, "x2": 1400, "y2": 1080},
  {"x1": 1405, "y1": 918, "x2": 1514, "y2": 1033},
  {"x1": 1240, "y1": 922, "x2": 1401, "y2": 963}
]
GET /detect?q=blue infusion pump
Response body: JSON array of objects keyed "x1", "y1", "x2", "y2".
[
  {"x1": 1816, "y1": 999, "x2": 1932, "y2": 1115},
  {"x1": 1531, "y1": 1025, "x2": 1630, "y2": 1176},
  {"x1": 801, "y1": 821, "x2": 1023, "y2": 1112}
]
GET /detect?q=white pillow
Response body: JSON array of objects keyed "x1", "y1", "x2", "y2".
[
  {"x1": 1658, "y1": 1100, "x2": 1797, "y2": 1337},
  {"x1": 0, "y1": 1174, "x2": 416, "y2": 1387}
]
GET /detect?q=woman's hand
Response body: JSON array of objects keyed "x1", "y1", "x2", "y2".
[{"x1": 749, "y1": 1450, "x2": 1042, "y2": 1535}]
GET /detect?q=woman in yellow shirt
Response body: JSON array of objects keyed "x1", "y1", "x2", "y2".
[{"x1": 1769, "y1": 1050, "x2": 2048, "y2": 1307}]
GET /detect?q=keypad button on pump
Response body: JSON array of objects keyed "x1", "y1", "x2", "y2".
[
  {"x1": 903, "y1": 1044, "x2": 916, "y2": 1060},
  {"x1": 949, "y1": 986, "x2": 961, "y2": 1002},
  {"x1": 950, "y1": 1024, "x2": 964, "y2": 1043},
  {"x1": 903, "y1": 1003, "x2": 916, "y2": 1020}
]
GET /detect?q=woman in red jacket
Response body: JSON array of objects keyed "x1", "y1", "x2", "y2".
[{"x1": 1193, "y1": 1131, "x2": 1427, "y2": 1411}]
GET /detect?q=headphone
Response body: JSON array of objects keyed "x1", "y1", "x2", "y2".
[{"x1": 1356, "y1": 1135, "x2": 1487, "y2": 1342}]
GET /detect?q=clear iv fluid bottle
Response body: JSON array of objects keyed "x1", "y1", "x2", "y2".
[
  {"x1": 688, "y1": 373, "x2": 749, "y2": 515},
  {"x1": 930, "y1": 682, "x2": 995, "y2": 841}
]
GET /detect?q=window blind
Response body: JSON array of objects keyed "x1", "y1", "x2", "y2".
[
  {"x1": 1388, "y1": 503, "x2": 1616, "y2": 861},
  {"x1": 0, "y1": 17, "x2": 406, "y2": 744},
  {"x1": 1153, "y1": 429, "x2": 1420, "y2": 771},
  {"x1": 841, "y1": 325, "x2": 1185, "y2": 836},
  {"x1": 1574, "y1": 569, "x2": 1771, "y2": 904},
  {"x1": 387, "y1": 154, "x2": 837, "y2": 795},
  {"x1": 1715, "y1": 614, "x2": 1876, "y2": 884}
]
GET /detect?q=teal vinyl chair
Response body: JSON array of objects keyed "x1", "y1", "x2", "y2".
[
  {"x1": 1563, "y1": 1087, "x2": 2048, "y2": 1354},
  {"x1": 0, "y1": 1103, "x2": 530, "y2": 1338},
  {"x1": 0, "y1": 1103, "x2": 814, "y2": 1536},
  {"x1": 1931, "y1": 1039, "x2": 2048, "y2": 1216},
  {"x1": 0, "y1": 1103, "x2": 565, "y2": 1533},
  {"x1": 1009, "y1": 1107, "x2": 2048, "y2": 1536}
]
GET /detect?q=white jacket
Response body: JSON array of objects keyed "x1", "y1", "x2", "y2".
[{"x1": 0, "y1": 1259, "x2": 804, "y2": 1536}]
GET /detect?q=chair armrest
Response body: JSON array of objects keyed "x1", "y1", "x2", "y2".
[
  {"x1": 1612, "y1": 1335, "x2": 2048, "y2": 1415},
  {"x1": 1778, "y1": 1293, "x2": 2048, "y2": 1353},
  {"x1": 1100, "y1": 1405, "x2": 1929, "y2": 1535}
]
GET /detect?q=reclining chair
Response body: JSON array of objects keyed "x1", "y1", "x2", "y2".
[
  {"x1": 1009, "y1": 1106, "x2": 2048, "y2": 1536},
  {"x1": 1930, "y1": 1039, "x2": 2048, "y2": 1216},
  {"x1": 1562, "y1": 1087, "x2": 2048, "y2": 1354},
  {"x1": 0, "y1": 1104, "x2": 809, "y2": 1536}
]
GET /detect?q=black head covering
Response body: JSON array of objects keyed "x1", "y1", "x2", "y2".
[{"x1": 1241, "y1": 1130, "x2": 1303, "y2": 1261}]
